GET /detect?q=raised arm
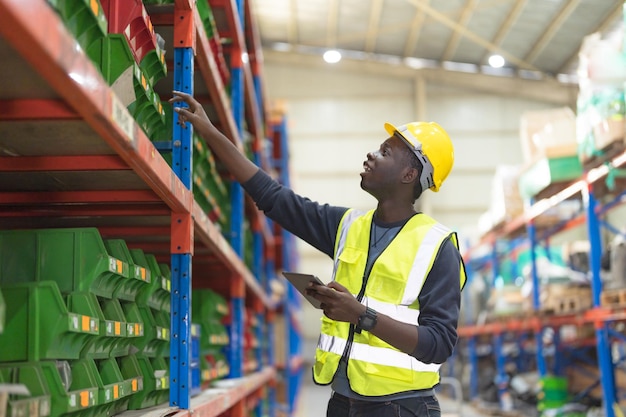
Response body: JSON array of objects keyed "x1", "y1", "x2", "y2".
[{"x1": 169, "y1": 91, "x2": 259, "y2": 183}]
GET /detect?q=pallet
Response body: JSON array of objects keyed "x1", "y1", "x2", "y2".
[
  {"x1": 540, "y1": 294, "x2": 591, "y2": 316},
  {"x1": 539, "y1": 285, "x2": 591, "y2": 316},
  {"x1": 601, "y1": 288, "x2": 626, "y2": 308}
]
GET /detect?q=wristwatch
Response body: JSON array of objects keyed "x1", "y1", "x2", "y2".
[{"x1": 357, "y1": 307, "x2": 378, "y2": 331}]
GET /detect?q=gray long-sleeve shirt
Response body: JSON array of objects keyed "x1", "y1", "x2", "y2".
[{"x1": 242, "y1": 170, "x2": 462, "y2": 366}]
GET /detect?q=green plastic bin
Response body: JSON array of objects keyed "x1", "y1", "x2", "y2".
[
  {"x1": 94, "y1": 357, "x2": 137, "y2": 415},
  {"x1": 47, "y1": 0, "x2": 107, "y2": 53},
  {"x1": 67, "y1": 291, "x2": 132, "y2": 360},
  {"x1": 98, "y1": 297, "x2": 143, "y2": 358},
  {"x1": 0, "y1": 360, "x2": 99, "y2": 417},
  {"x1": 114, "y1": 354, "x2": 144, "y2": 411},
  {"x1": 0, "y1": 228, "x2": 129, "y2": 300},
  {"x1": 104, "y1": 239, "x2": 151, "y2": 302},
  {"x1": 158, "y1": 263, "x2": 172, "y2": 313},
  {"x1": 134, "y1": 306, "x2": 170, "y2": 357},
  {"x1": 136, "y1": 253, "x2": 171, "y2": 312},
  {"x1": 537, "y1": 375, "x2": 569, "y2": 411},
  {"x1": 0, "y1": 362, "x2": 51, "y2": 417},
  {"x1": 127, "y1": 354, "x2": 169, "y2": 410},
  {"x1": 87, "y1": 34, "x2": 166, "y2": 141},
  {"x1": 0, "y1": 282, "x2": 99, "y2": 362}
]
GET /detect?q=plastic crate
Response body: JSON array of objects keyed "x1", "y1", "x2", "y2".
[
  {"x1": 158, "y1": 263, "x2": 172, "y2": 313},
  {"x1": 87, "y1": 34, "x2": 166, "y2": 141},
  {"x1": 67, "y1": 291, "x2": 132, "y2": 360},
  {"x1": 136, "y1": 253, "x2": 171, "y2": 312},
  {"x1": 196, "y1": 0, "x2": 230, "y2": 87},
  {"x1": 127, "y1": 354, "x2": 169, "y2": 410},
  {"x1": 94, "y1": 357, "x2": 136, "y2": 415},
  {"x1": 115, "y1": 355, "x2": 144, "y2": 411},
  {"x1": 0, "y1": 360, "x2": 99, "y2": 417},
  {"x1": 200, "y1": 352, "x2": 229, "y2": 384},
  {"x1": 104, "y1": 239, "x2": 151, "y2": 302},
  {"x1": 0, "y1": 282, "x2": 99, "y2": 362},
  {"x1": 100, "y1": 0, "x2": 167, "y2": 85},
  {"x1": 134, "y1": 306, "x2": 170, "y2": 357},
  {"x1": 0, "y1": 228, "x2": 129, "y2": 300},
  {"x1": 47, "y1": 0, "x2": 107, "y2": 53},
  {"x1": 0, "y1": 363, "x2": 51, "y2": 417}
]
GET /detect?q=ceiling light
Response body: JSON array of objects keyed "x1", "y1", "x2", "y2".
[
  {"x1": 323, "y1": 50, "x2": 342, "y2": 64},
  {"x1": 488, "y1": 54, "x2": 505, "y2": 68}
]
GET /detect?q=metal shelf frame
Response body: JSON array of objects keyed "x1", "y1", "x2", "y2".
[
  {"x1": 461, "y1": 151, "x2": 626, "y2": 417},
  {"x1": 0, "y1": 0, "x2": 294, "y2": 415}
]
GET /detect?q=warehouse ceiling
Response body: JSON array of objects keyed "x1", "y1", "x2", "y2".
[{"x1": 250, "y1": 0, "x2": 624, "y2": 82}]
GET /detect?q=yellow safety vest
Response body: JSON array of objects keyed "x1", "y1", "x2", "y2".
[{"x1": 313, "y1": 209, "x2": 465, "y2": 396}]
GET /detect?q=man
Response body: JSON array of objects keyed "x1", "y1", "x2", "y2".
[{"x1": 170, "y1": 91, "x2": 466, "y2": 417}]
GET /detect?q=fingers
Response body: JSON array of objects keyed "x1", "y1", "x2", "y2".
[
  {"x1": 170, "y1": 90, "x2": 192, "y2": 101},
  {"x1": 327, "y1": 281, "x2": 348, "y2": 292},
  {"x1": 169, "y1": 91, "x2": 197, "y2": 110}
]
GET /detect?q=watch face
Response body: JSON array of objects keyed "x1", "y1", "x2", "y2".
[
  {"x1": 359, "y1": 309, "x2": 377, "y2": 330},
  {"x1": 360, "y1": 316, "x2": 375, "y2": 330}
]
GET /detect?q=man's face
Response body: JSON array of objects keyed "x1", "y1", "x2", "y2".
[{"x1": 360, "y1": 136, "x2": 413, "y2": 198}]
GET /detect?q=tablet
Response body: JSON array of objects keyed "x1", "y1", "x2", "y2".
[{"x1": 281, "y1": 272, "x2": 325, "y2": 309}]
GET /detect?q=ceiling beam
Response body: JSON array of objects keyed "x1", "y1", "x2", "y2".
[
  {"x1": 263, "y1": 49, "x2": 577, "y2": 106},
  {"x1": 524, "y1": 0, "x2": 581, "y2": 64},
  {"x1": 327, "y1": 0, "x2": 340, "y2": 47},
  {"x1": 288, "y1": 0, "x2": 298, "y2": 45},
  {"x1": 404, "y1": 0, "x2": 540, "y2": 72},
  {"x1": 480, "y1": 0, "x2": 527, "y2": 64},
  {"x1": 557, "y1": 1, "x2": 624, "y2": 74},
  {"x1": 442, "y1": 0, "x2": 479, "y2": 62},
  {"x1": 365, "y1": 0, "x2": 385, "y2": 53},
  {"x1": 403, "y1": 0, "x2": 429, "y2": 57}
]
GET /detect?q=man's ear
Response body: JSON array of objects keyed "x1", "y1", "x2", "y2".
[{"x1": 401, "y1": 166, "x2": 419, "y2": 185}]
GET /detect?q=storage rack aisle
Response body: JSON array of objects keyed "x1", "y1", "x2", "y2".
[
  {"x1": 460, "y1": 141, "x2": 626, "y2": 415},
  {"x1": 0, "y1": 0, "x2": 301, "y2": 416}
]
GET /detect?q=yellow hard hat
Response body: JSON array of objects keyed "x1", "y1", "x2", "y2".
[{"x1": 384, "y1": 121, "x2": 454, "y2": 192}]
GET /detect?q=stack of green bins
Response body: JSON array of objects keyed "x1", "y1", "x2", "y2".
[
  {"x1": 0, "y1": 228, "x2": 147, "y2": 416},
  {"x1": 87, "y1": 33, "x2": 166, "y2": 142},
  {"x1": 125, "y1": 249, "x2": 171, "y2": 409},
  {"x1": 47, "y1": 0, "x2": 108, "y2": 54},
  {"x1": 193, "y1": 134, "x2": 230, "y2": 229},
  {"x1": 537, "y1": 375, "x2": 569, "y2": 412},
  {"x1": 192, "y1": 289, "x2": 230, "y2": 386}
]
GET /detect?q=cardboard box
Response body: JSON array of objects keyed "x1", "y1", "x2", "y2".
[
  {"x1": 520, "y1": 107, "x2": 578, "y2": 165},
  {"x1": 490, "y1": 165, "x2": 524, "y2": 226}
]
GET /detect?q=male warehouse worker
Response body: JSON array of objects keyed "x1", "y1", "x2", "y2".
[{"x1": 170, "y1": 91, "x2": 466, "y2": 417}]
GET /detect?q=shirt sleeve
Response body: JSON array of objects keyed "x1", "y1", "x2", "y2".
[
  {"x1": 242, "y1": 170, "x2": 349, "y2": 258},
  {"x1": 412, "y1": 237, "x2": 462, "y2": 364}
]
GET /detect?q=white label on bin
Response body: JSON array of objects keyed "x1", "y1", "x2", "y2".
[
  {"x1": 40, "y1": 398, "x2": 50, "y2": 416},
  {"x1": 109, "y1": 257, "x2": 116, "y2": 272},
  {"x1": 69, "y1": 394, "x2": 76, "y2": 408},
  {"x1": 71, "y1": 315, "x2": 79, "y2": 331}
]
